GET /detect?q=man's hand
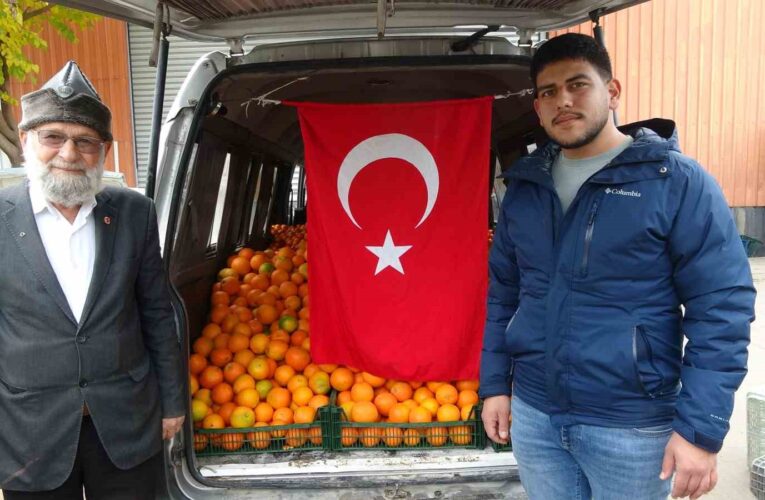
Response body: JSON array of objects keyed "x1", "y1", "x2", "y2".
[
  {"x1": 481, "y1": 395, "x2": 511, "y2": 444},
  {"x1": 162, "y1": 416, "x2": 185, "y2": 440},
  {"x1": 660, "y1": 431, "x2": 718, "y2": 499}
]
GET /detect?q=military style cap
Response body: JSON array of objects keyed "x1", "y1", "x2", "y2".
[{"x1": 18, "y1": 61, "x2": 112, "y2": 141}]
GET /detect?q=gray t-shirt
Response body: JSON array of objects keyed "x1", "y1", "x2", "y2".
[{"x1": 552, "y1": 136, "x2": 634, "y2": 213}]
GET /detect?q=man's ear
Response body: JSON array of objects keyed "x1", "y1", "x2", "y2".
[
  {"x1": 103, "y1": 141, "x2": 113, "y2": 157},
  {"x1": 18, "y1": 130, "x2": 27, "y2": 146},
  {"x1": 607, "y1": 78, "x2": 622, "y2": 111}
]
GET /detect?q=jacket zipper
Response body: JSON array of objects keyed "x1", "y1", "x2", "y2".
[{"x1": 580, "y1": 199, "x2": 600, "y2": 276}]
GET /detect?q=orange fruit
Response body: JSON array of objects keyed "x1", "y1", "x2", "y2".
[
  {"x1": 232, "y1": 374, "x2": 256, "y2": 394},
  {"x1": 285, "y1": 428, "x2": 307, "y2": 447},
  {"x1": 402, "y1": 399, "x2": 419, "y2": 411},
  {"x1": 373, "y1": 392, "x2": 397, "y2": 417},
  {"x1": 202, "y1": 414, "x2": 225, "y2": 430},
  {"x1": 220, "y1": 432, "x2": 245, "y2": 451},
  {"x1": 202, "y1": 323, "x2": 222, "y2": 339},
  {"x1": 255, "y1": 379, "x2": 273, "y2": 400},
  {"x1": 383, "y1": 427, "x2": 404, "y2": 447},
  {"x1": 199, "y1": 366, "x2": 224, "y2": 389},
  {"x1": 389, "y1": 382, "x2": 413, "y2": 402},
  {"x1": 249, "y1": 254, "x2": 268, "y2": 273},
  {"x1": 303, "y1": 363, "x2": 321, "y2": 378},
  {"x1": 211, "y1": 290, "x2": 230, "y2": 306},
  {"x1": 233, "y1": 349, "x2": 256, "y2": 368},
  {"x1": 213, "y1": 333, "x2": 231, "y2": 350},
  {"x1": 426, "y1": 381, "x2": 445, "y2": 393},
  {"x1": 273, "y1": 407, "x2": 294, "y2": 424},
  {"x1": 249, "y1": 333, "x2": 270, "y2": 354},
  {"x1": 408, "y1": 407, "x2": 432, "y2": 423},
  {"x1": 420, "y1": 398, "x2": 439, "y2": 417},
  {"x1": 220, "y1": 277, "x2": 241, "y2": 296},
  {"x1": 231, "y1": 322, "x2": 252, "y2": 339},
  {"x1": 308, "y1": 394, "x2": 330, "y2": 410},
  {"x1": 403, "y1": 428, "x2": 421, "y2": 447},
  {"x1": 190, "y1": 375, "x2": 199, "y2": 395},
  {"x1": 340, "y1": 427, "x2": 358, "y2": 447},
  {"x1": 254, "y1": 402, "x2": 274, "y2": 423},
  {"x1": 308, "y1": 426, "x2": 323, "y2": 445},
  {"x1": 413, "y1": 387, "x2": 434, "y2": 404},
  {"x1": 266, "y1": 339, "x2": 289, "y2": 361},
  {"x1": 436, "y1": 404, "x2": 461, "y2": 422},
  {"x1": 233, "y1": 306, "x2": 253, "y2": 324},
  {"x1": 387, "y1": 403, "x2": 411, "y2": 423},
  {"x1": 308, "y1": 371, "x2": 331, "y2": 395},
  {"x1": 247, "y1": 422, "x2": 271, "y2": 449},
  {"x1": 435, "y1": 384, "x2": 459, "y2": 406},
  {"x1": 255, "y1": 304, "x2": 278, "y2": 325},
  {"x1": 278, "y1": 281, "x2": 298, "y2": 299},
  {"x1": 292, "y1": 386, "x2": 314, "y2": 406},
  {"x1": 289, "y1": 329, "x2": 308, "y2": 347},
  {"x1": 235, "y1": 388, "x2": 260, "y2": 408},
  {"x1": 211, "y1": 383, "x2": 234, "y2": 405},
  {"x1": 336, "y1": 390, "x2": 353, "y2": 406},
  {"x1": 222, "y1": 362, "x2": 246, "y2": 384},
  {"x1": 192, "y1": 337, "x2": 214, "y2": 357},
  {"x1": 194, "y1": 433, "x2": 209, "y2": 451},
  {"x1": 250, "y1": 273, "x2": 270, "y2": 291},
  {"x1": 426, "y1": 427, "x2": 448, "y2": 446},
  {"x1": 359, "y1": 427, "x2": 382, "y2": 447},
  {"x1": 209, "y1": 305, "x2": 229, "y2": 324},
  {"x1": 230, "y1": 406, "x2": 256, "y2": 428},
  {"x1": 209, "y1": 348, "x2": 233, "y2": 368},
  {"x1": 361, "y1": 372, "x2": 386, "y2": 388},
  {"x1": 461, "y1": 404, "x2": 476, "y2": 422},
  {"x1": 271, "y1": 269, "x2": 290, "y2": 286},
  {"x1": 351, "y1": 401, "x2": 379, "y2": 423},
  {"x1": 270, "y1": 329, "x2": 290, "y2": 344},
  {"x1": 273, "y1": 365, "x2": 296, "y2": 387},
  {"x1": 284, "y1": 347, "x2": 311, "y2": 372},
  {"x1": 267, "y1": 387, "x2": 291, "y2": 409},
  {"x1": 457, "y1": 390, "x2": 479, "y2": 409},
  {"x1": 238, "y1": 247, "x2": 256, "y2": 260},
  {"x1": 449, "y1": 425, "x2": 473, "y2": 445},
  {"x1": 287, "y1": 374, "x2": 309, "y2": 393},
  {"x1": 284, "y1": 295, "x2": 302, "y2": 312},
  {"x1": 318, "y1": 364, "x2": 337, "y2": 373},
  {"x1": 195, "y1": 388, "x2": 213, "y2": 406},
  {"x1": 189, "y1": 354, "x2": 208, "y2": 375},
  {"x1": 294, "y1": 406, "x2": 317, "y2": 424},
  {"x1": 329, "y1": 368, "x2": 354, "y2": 392},
  {"x1": 247, "y1": 357, "x2": 270, "y2": 380},
  {"x1": 191, "y1": 399, "x2": 209, "y2": 422},
  {"x1": 351, "y1": 382, "x2": 374, "y2": 403},
  {"x1": 221, "y1": 315, "x2": 240, "y2": 334},
  {"x1": 230, "y1": 256, "x2": 251, "y2": 276},
  {"x1": 247, "y1": 319, "x2": 264, "y2": 334}
]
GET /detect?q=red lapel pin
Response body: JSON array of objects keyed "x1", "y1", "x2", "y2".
[{"x1": 104, "y1": 216, "x2": 111, "y2": 225}]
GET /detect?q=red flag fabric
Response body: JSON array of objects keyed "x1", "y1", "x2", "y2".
[{"x1": 289, "y1": 97, "x2": 491, "y2": 381}]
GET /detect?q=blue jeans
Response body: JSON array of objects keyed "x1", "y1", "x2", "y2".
[{"x1": 510, "y1": 396, "x2": 673, "y2": 500}]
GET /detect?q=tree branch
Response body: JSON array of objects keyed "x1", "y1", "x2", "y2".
[{"x1": 23, "y1": 4, "x2": 53, "y2": 21}]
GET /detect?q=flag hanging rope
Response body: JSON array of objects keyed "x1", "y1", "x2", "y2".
[{"x1": 240, "y1": 76, "x2": 534, "y2": 116}]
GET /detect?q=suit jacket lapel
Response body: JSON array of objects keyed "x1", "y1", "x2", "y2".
[
  {"x1": 79, "y1": 190, "x2": 117, "y2": 327},
  {"x1": 1, "y1": 183, "x2": 77, "y2": 325}
]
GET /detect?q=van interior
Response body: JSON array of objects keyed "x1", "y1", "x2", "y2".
[{"x1": 165, "y1": 44, "x2": 542, "y2": 487}]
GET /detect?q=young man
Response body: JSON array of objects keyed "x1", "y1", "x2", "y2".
[
  {"x1": 480, "y1": 34, "x2": 754, "y2": 500},
  {"x1": 0, "y1": 61, "x2": 185, "y2": 498}
]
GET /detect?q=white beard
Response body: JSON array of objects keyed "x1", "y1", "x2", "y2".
[{"x1": 23, "y1": 136, "x2": 105, "y2": 208}]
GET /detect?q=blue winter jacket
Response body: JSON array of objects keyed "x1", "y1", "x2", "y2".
[{"x1": 479, "y1": 119, "x2": 755, "y2": 453}]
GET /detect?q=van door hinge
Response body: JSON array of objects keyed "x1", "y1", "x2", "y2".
[
  {"x1": 227, "y1": 37, "x2": 245, "y2": 57},
  {"x1": 150, "y1": 1, "x2": 172, "y2": 67},
  {"x1": 377, "y1": 0, "x2": 395, "y2": 38}
]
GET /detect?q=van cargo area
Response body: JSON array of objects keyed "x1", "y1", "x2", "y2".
[{"x1": 161, "y1": 38, "x2": 540, "y2": 498}]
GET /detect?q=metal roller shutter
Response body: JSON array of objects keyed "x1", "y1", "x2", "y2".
[{"x1": 128, "y1": 25, "x2": 227, "y2": 188}]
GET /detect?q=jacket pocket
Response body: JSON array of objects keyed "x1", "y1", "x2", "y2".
[
  {"x1": 580, "y1": 199, "x2": 601, "y2": 277},
  {"x1": 632, "y1": 326, "x2": 666, "y2": 398}
]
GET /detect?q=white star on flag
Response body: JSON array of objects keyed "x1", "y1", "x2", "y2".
[{"x1": 365, "y1": 230, "x2": 413, "y2": 275}]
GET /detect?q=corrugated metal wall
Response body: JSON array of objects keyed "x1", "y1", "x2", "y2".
[
  {"x1": 127, "y1": 26, "x2": 228, "y2": 188},
  {"x1": 553, "y1": 0, "x2": 765, "y2": 208},
  {"x1": 8, "y1": 18, "x2": 136, "y2": 186}
]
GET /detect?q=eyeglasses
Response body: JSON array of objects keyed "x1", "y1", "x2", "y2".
[{"x1": 31, "y1": 129, "x2": 104, "y2": 154}]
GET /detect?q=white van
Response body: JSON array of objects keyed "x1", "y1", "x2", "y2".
[{"x1": 49, "y1": 1, "x2": 646, "y2": 498}]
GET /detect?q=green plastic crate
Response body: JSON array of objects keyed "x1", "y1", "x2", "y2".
[
  {"x1": 327, "y1": 404, "x2": 485, "y2": 451},
  {"x1": 194, "y1": 406, "x2": 332, "y2": 456}
]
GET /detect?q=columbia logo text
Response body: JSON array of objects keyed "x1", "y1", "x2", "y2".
[
  {"x1": 605, "y1": 187, "x2": 642, "y2": 198},
  {"x1": 709, "y1": 414, "x2": 729, "y2": 423}
]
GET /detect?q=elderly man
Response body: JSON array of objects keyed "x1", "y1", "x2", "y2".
[{"x1": 0, "y1": 61, "x2": 184, "y2": 498}]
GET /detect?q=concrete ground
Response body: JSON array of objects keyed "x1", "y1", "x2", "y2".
[{"x1": 706, "y1": 257, "x2": 765, "y2": 500}]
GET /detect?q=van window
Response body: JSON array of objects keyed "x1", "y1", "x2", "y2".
[
  {"x1": 247, "y1": 158, "x2": 264, "y2": 239},
  {"x1": 208, "y1": 153, "x2": 231, "y2": 248}
]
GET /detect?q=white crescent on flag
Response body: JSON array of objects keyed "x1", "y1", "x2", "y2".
[{"x1": 336, "y1": 133, "x2": 440, "y2": 229}]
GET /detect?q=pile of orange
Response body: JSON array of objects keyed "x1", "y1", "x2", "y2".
[{"x1": 190, "y1": 224, "x2": 482, "y2": 453}]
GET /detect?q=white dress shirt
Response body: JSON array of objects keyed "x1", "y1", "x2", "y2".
[{"x1": 29, "y1": 182, "x2": 97, "y2": 323}]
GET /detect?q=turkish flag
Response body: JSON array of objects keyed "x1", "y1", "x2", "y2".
[{"x1": 288, "y1": 97, "x2": 491, "y2": 381}]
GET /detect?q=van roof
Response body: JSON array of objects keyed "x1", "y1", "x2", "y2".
[{"x1": 48, "y1": 0, "x2": 647, "y2": 42}]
